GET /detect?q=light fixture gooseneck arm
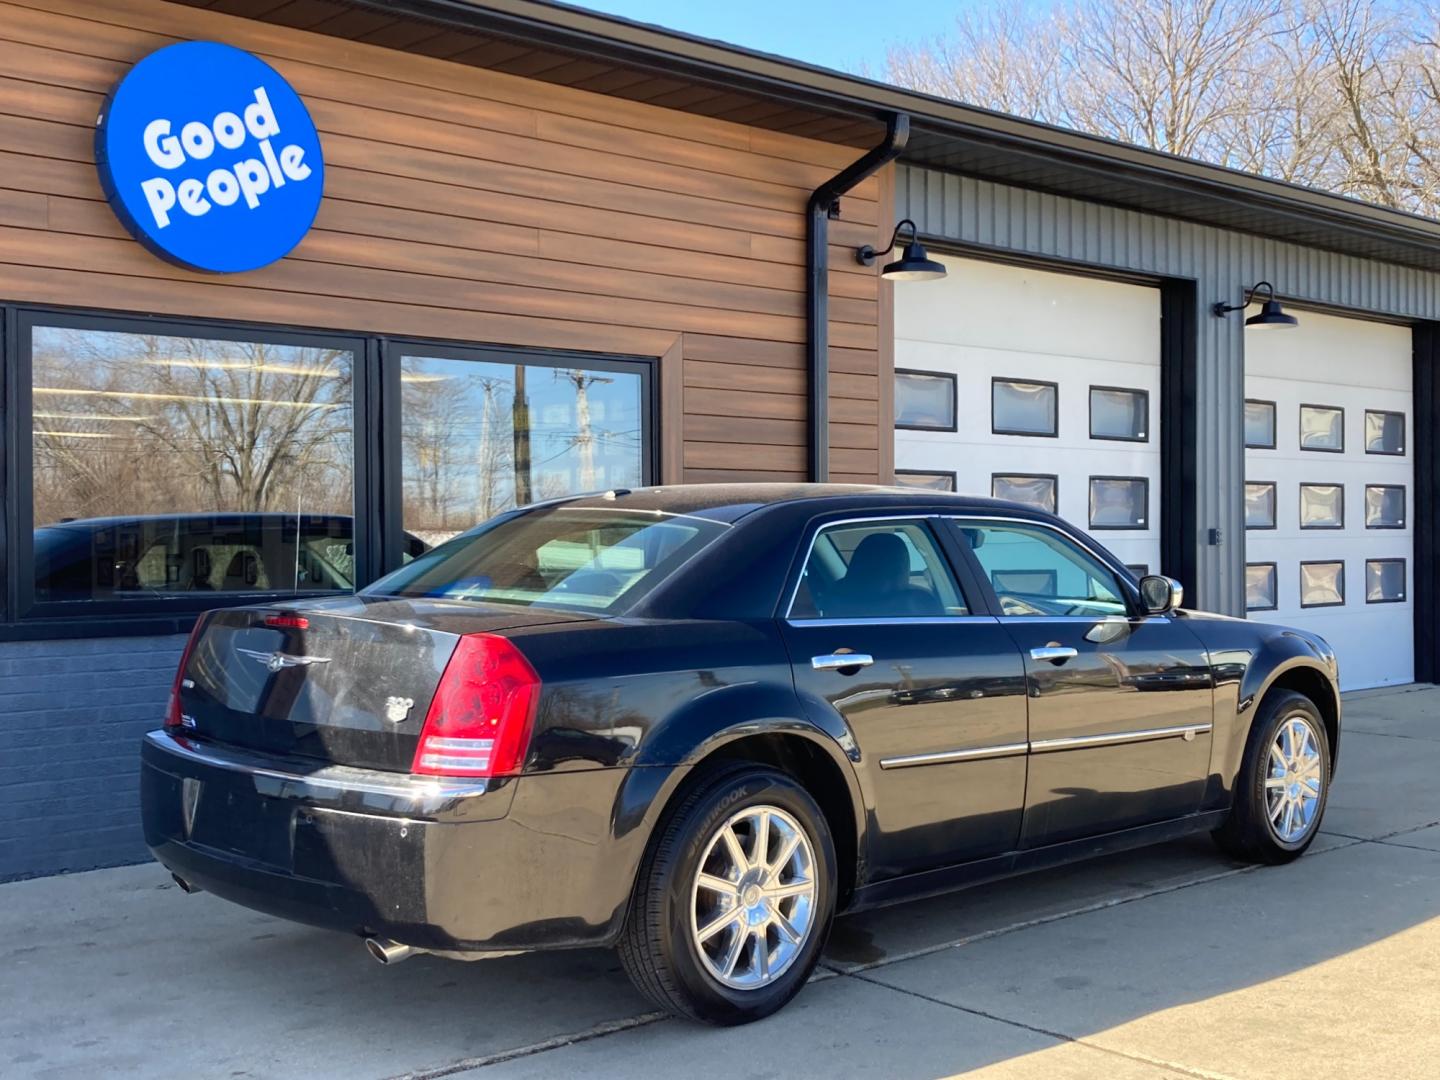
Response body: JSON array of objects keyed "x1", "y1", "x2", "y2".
[
  {"x1": 1213, "y1": 280, "x2": 1276, "y2": 317},
  {"x1": 856, "y1": 219, "x2": 918, "y2": 266}
]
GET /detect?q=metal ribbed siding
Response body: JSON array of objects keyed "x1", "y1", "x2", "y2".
[{"x1": 898, "y1": 163, "x2": 1440, "y2": 615}]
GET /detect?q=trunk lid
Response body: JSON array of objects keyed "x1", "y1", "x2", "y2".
[{"x1": 178, "y1": 596, "x2": 592, "y2": 771}]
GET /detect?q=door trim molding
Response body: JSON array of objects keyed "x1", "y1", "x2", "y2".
[
  {"x1": 879, "y1": 742, "x2": 1028, "y2": 770},
  {"x1": 1030, "y1": 722, "x2": 1212, "y2": 753}
]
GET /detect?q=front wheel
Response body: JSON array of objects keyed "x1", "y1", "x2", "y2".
[
  {"x1": 1214, "y1": 690, "x2": 1331, "y2": 864},
  {"x1": 618, "y1": 764, "x2": 836, "y2": 1025}
]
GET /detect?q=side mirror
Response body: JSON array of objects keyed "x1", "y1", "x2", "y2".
[{"x1": 1139, "y1": 574, "x2": 1184, "y2": 615}]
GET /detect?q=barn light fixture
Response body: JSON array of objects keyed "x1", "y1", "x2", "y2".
[
  {"x1": 1213, "y1": 281, "x2": 1298, "y2": 329},
  {"x1": 856, "y1": 218, "x2": 947, "y2": 281}
]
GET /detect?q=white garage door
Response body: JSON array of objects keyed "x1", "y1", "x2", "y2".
[
  {"x1": 1244, "y1": 310, "x2": 1413, "y2": 690},
  {"x1": 894, "y1": 254, "x2": 1162, "y2": 577}
]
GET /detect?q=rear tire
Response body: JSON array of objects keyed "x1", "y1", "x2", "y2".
[
  {"x1": 1213, "y1": 690, "x2": 1331, "y2": 864},
  {"x1": 618, "y1": 763, "x2": 836, "y2": 1025}
]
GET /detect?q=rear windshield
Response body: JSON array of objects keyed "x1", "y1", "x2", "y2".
[{"x1": 366, "y1": 506, "x2": 728, "y2": 612}]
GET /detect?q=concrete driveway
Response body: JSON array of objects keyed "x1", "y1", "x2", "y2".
[{"x1": 4, "y1": 687, "x2": 1437, "y2": 1080}]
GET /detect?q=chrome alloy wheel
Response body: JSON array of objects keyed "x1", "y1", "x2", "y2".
[
  {"x1": 689, "y1": 805, "x2": 817, "y2": 990},
  {"x1": 1266, "y1": 714, "x2": 1324, "y2": 843}
]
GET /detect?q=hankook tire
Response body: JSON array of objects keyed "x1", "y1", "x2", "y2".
[{"x1": 618, "y1": 763, "x2": 836, "y2": 1025}]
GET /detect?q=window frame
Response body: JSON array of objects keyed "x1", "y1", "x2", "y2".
[
  {"x1": 1087, "y1": 475, "x2": 1150, "y2": 531},
  {"x1": 1244, "y1": 398, "x2": 1277, "y2": 450},
  {"x1": 1363, "y1": 409, "x2": 1406, "y2": 456},
  {"x1": 894, "y1": 368, "x2": 958, "y2": 432},
  {"x1": 991, "y1": 376, "x2": 1059, "y2": 438},
  {"x1": 1088, "y1": 384, "x2": 1150, "y2": 443},
  {"x1": 991, "y1": 472, "x2": 1059, "y2": 514},
  {"x1": 1298, "y1": 482, "x2": 1345, "y2": 530},
  {"x1": 1365, "y1": 558, "x2": 1407, "y2": 604},
  {"x1": 2, "y1": 305, "x2": 659, "y2": 638},
  {"x1": 1299, "y1": 560, "x2": 1346, "y2": 608},
  {"x1": 1244, "y1": 481, "x2": 1277, "y2": 531},
  {"x1": 894, "y1": 469, "x2": 957, "y2": 492},
  {"x1": 1364, "y1": 484, "x2": 1407, "y2": 530},
  {"x1": 1245, "y1": 561, "x2": 1278, "y2": 612},
  {"x1": 1298, "y1": 403, "x2": 1345, "y2": 453}
]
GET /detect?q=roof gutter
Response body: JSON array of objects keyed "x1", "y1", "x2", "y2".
[{"x1": 807, "y1": 113, "x2": 909, "y2": 482}]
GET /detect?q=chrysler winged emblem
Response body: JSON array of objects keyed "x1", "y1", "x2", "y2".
[
  {"x1": 181, "y1": 777, "x2": 201, "y2": 839},
  {"x1": 236, "y1": 648, "x2": 332, "y2": 673}
]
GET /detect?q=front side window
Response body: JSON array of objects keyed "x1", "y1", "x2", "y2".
[
  {"x1": 399, "y1": 350, "x2": 646, "y2": 548},
  {"x1": 31, "y1": 323, "x2": 356, "y2": 604},
  {"x1": 992, "y1": 474, "x2": 1057, "y2": 513},
  {"x1": 789, "y1": 520, "x2": 967, "y2": 620},
  {"x1": 1090, "y1": 386, "x2": 1148, "y2": 441},
  {"x1": 992, "y1": 379, "x2": 1058, "y2": 436},
  {"x1": 1299, "y1": 405, "x2": 1344, "y2": 451},
  {"x1": 371, "y1": 507, "x2": 724, "y2": 613},
  {"x1": 895, "y1": 370, "x2": 956, "y2": 430},
  {"x1": 956, "y1": 520, "x2": 1127, "y2": 619}
]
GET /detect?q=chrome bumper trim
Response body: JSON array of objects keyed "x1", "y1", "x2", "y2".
[
  {"x1": 1030, "y1": 723, "x2": 1213, "y2": 753},
  {"x1": 143, "y1": 730, "x2": 489, "y2": 818},
  {"x1": 879, "y1": 742, "x2": 1028, "y2": 770}
]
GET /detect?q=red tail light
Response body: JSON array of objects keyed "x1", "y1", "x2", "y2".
[
  {"x1": 412, "y1": 634, "x2": 540, "y2": 778},
  {"x1": 164, "y1": 618, "x2": 207, "y2": 729},
  {"x1": 263, "y1": 613, "x2": 309, "y2": 629}
]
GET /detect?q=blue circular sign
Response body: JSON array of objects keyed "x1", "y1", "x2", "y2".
[{"x1": 96, "y1": 42, "x2": 324, "y2": 274}]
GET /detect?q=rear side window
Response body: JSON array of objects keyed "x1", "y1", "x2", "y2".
[
  {"x1": 789, "y1": 520, "x2": 968, "y2": 620},
  {"x1": 368, "y1": 506, "x2": 726, "y2": 613}
]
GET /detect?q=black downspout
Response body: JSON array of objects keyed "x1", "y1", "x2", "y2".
[{"x1": 806, "y1": 113, "x2": 909, "y2": 482}]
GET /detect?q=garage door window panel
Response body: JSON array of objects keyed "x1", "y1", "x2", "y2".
[
  {"x1": 895, "y1": 470, "x2": 956, "y2": 492},
  {"x1": 1089, "y1": 386, "x2": 1148, "y2": 441},
  {"x1": 992, "y1": 474, "x2": 1058, "y2": 514},
  {"x1": 1246, "y1": 563, "x2": 1278, "y2": 611},
  {"x1": 1245, "y1": 399, "x2": 1276, "y2": 449},
  {"x1": 1365, "y1": 410, "x2": 1405, "y2": 455},
  {"x1": 1299, "y1": 405, "x2": 1344, "y2": 452},
  {"x1": 895, "y1": 369, "x2": 957, "y2": 431},
  {"x1": 992, "y1": 378, "x2": 1058, "y2": 437},
  {"x1": 1365, "y1": 485, "x2": 1406, "y2": 529},
  {"x1": 1088, "y1": 477, "x2": 1148, "y2": 530},
  {"x1": 1299, "y1": 484, "x2": 1344, "y2": 530},
  {"x1": 1300, "y1": 561, "x2": 1345, "y2": 608},
  {"x1": 1245, "y1": 482, "x2": 1277, "y2": 529},
  {"x1": 1366, "y1": 559, "x2": 1406, "y2": 604},
  {"x1": 788, "y1": 521, "x2": 968, "y2": 621}
]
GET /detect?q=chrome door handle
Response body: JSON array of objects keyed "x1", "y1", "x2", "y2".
[
  {"x1": 812, "y1": 653, "x2": 874, "y2": 671},
  {"x1": 1030, "y1": 645, "x2": 1078, "y2": 664}
]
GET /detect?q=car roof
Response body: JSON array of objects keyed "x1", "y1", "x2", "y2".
[{"x1": 554, "y1": 483, "x2": 1044, "y2": 523}]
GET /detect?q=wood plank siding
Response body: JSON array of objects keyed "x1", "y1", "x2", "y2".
[{"x1": 0, "y1": 0, "x2": 890, "y2": 482}]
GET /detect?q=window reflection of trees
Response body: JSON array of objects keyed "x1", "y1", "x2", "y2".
[
  {"x1": 32, "y1": 327, "x2": 354, "y2": 527},
  {"x1": 401, "y1": 356, "x2": 643, "y2": 547}
]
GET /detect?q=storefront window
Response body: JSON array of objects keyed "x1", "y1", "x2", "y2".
[
  {"x1": 31, "y1": 324, "x2": 355, "y2": 602},
  {"x1": 399, "y1": 350, "x2": 646, "y2": 547}
]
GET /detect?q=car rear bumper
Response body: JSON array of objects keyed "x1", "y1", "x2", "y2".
[{"x1": 141, "y1": 730, "x2": 642, "y2": 952}]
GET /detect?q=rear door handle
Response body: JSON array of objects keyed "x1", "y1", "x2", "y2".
[
  {"x1": 1030, "y1": 645, "x2": 1078, "y2": 664},
  {"x1": 812, "y1": 653, "x2": 874, "y2": 671}
]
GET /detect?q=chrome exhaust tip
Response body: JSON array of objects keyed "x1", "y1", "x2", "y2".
[
  {"x1": 365, "y1": 937, "x2": 417, "y2": 965},
  {"x1": 172, "y1": 873, "x2": 202, "y2": 895}
]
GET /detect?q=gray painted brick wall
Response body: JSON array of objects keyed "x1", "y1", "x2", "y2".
[{"x1": 0, "y1": 634, "x2": 186, "y2": 881}]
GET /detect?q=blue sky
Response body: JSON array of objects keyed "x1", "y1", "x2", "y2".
[{"x1": 571, "y1": 0, "x2": 972, "y2": 75}]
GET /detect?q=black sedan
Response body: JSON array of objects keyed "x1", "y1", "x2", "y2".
[{"x1": 142, "y1": 484, "x2": 1339, "y2": 1025}]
